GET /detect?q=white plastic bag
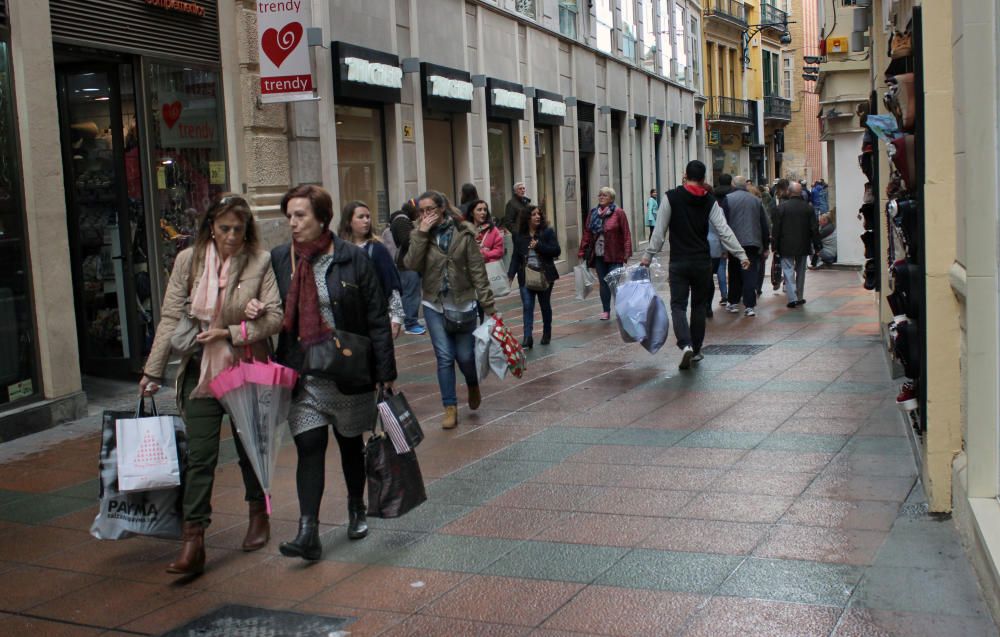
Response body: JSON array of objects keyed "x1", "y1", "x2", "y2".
[
  {"x1": 615, "y1": 280, "x2": 656, "y2": 342},
  {"x1": 574, "y1": 264, "x2": 597, "y2": 300},
  {"x1": 116, "y1": 413, "x2": 182, "y2": 493},
  {"x1": 474, "y1": 318, "x2": 496, "y2": 382},
  {"x1": 641, "y1": 294, "x2": 670, "y2": 354},
  {"x1": 485, "y1": 261, "x2": 511, "y2": 297}
]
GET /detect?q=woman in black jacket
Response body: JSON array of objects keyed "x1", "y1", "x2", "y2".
[
  {"x1": 271, "y1": 185, "x2": 396, "y2": 561},
  {"x1": 507, "y1": 205, "x2": 560, "y2": 348}
]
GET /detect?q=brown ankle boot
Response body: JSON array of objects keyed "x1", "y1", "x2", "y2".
[
  {"x1": 241, "y1": 500, "x2": 270, "y2": 552},
  {"x1": 167, "y1": 522, "x2": 205, "y2": 575}
]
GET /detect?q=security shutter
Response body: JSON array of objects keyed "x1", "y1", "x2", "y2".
[{"x1": 49, "y1": 0, "x2": 220, "y2": 64}]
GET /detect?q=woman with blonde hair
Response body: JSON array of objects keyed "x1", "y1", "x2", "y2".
[
  {"x1": 578, "y1": 186, "x2": 632, "y2": 319},
  {"x1": 140, "y1": 193, "x2": 283, "y2": 575}
]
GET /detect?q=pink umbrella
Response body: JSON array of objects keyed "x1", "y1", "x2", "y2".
[{"x1": 209, "y1": 327, "x2": 298, "y2": 514}]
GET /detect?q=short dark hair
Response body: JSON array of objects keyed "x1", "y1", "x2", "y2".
[
  {"x1": 281, "y1": 184, "x2": 334, "y2": 231},
  {"x1": 718, "y1": 173, "x2": 732, "y2": 186},
  {"x1": 649, "y1": 188, "x2": 657, "y2": 195},
  {"x1": 459, "y1": 183, "x2": 479, "y2": 205},
  {"x1": 686, "y1": 161, "x2": 708, "y2": 183}
]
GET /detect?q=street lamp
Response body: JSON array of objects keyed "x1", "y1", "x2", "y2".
[{"x1": 742, "y1": 21, "x2": 796, "y2": 67}]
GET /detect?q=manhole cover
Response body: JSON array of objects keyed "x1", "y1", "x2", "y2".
[
  {"x1": 700, "y1": 344, "x2": 771, "y2": 355},
  {"x1": 159, "y1": 605, "x2": 351, "y2": 637}
]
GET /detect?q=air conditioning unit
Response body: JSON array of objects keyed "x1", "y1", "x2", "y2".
[{"x1": 827, "y1": 36, "x2": 850, "y2": 54}]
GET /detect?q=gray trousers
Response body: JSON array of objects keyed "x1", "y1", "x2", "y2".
[{"x1": 781, "y1": 256, "x2": 808, "y2": 304}]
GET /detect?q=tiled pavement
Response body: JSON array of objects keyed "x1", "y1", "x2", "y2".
[{"x1": 0, "y1": 265, "x2": 996, "y2": 636}]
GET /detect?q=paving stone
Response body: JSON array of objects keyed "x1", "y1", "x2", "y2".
[
  {"x1": 0, "y1": 493, "x2": 94, "y2": 525},
  {"x1": 367, "y1": 502, "x2": 473, "y2": 533},
  {"x1": 383, "y1": 534, "x2": 518, "y2": 573},
  {"x1": 758, "y1": 433, "x2": 851, "y2": 453},
  {"x1": 681, "y1": 596, "x2": 841, "y2": 637},
  {"x1": 596, "y1": 549, "x2": 744, "y2": 594},
  {"x1": 527, "y1": 427, "x2": 620, "y2": 444},
  {"x1": 488, "y1": 442, "x2": 591, "y2": 463},
  {"x1": 675, "y1": 431, "x2": 769, "y2": 450},
  {"x1": 483, "y1": 540, "x2": 628, "y2": 583},
  {"x1": 718, "y1": 557, "x2": 864, "y2": 606},
  {"x1": 852, "y1": 566, "x2": 993, "y2": 618},
  {"x1": 425, "y1": 478, "x2": 519, "y2": 507},
  {"x1": 320, "y1": 529, "x2": 423, "y2": 565}
]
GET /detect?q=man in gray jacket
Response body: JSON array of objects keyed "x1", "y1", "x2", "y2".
[{"x1": 721, "y1": 176, "x2": 770, "y2": 317}]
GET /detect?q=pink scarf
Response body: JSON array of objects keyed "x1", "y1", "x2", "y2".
[{"x1": 189, "y1": 242, "x2": 234, "y2": 398}]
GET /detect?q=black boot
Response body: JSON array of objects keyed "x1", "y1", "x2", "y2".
[
  {"x1": 348, "y1": 499, "x2": 369, "y2": 540},
  {"x1": 540, "y1": 327, "x2": 551, "y2": 345},
  {"x1": 521, "y1": 336, "x2": 534, "y2": 350},
  {"x1": 279, "y1": 515, "x2": 322, "y2": 560}
]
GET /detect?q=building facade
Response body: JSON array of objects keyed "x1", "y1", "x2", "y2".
[{"x1": 780, "y1": 0, "x2": 821, "y2": 183}]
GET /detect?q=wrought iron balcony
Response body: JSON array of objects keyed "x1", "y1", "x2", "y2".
[
  {"x1": 704, "y1": 0, "x2": 748, "y2": 28},
  {"x1": 706, "y1": 96, "x2": 754, "y2": 124},
  {"x1": 760, "y1": 2, "x2": 788, "y2": 31},
  {"x1": 764, "y1": 95, "x2": 791, "y2": 121}
]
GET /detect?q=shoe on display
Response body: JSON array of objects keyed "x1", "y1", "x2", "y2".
[{"x1": 679, "y1": 345, "x2": 694, "y2": 370}]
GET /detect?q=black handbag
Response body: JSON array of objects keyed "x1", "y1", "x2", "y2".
[
  {"x1": 302, "y1": 330, "x2": 373, "y2": 382},
  {"x1": 443, "y1": 307, "x2": 478, "y2": 334},
  {"x1": 365, "y1": 421, "x2": 427, "y2": 519}
]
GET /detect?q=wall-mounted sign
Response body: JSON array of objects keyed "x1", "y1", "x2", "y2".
[
  {"x1": 157, "y1": 89, "x2": 219, "y2": 148},
  {"x1": 402, "y1": 122, "x2": 415, "y2": 142},
  {"x1": 421, "y1": 62, "x2": 473, "y2": 113},
  {"x1": 332, "y1": 41, "x2": 401, "y2": 104},
  {"x1": 486, "y1": 77, "x2": 526, "y2": 121},
  {"x1": 652, "y1": 121, "x2": 662, "y2": 135},
  {"x1": 145, "y1": 0, "x2": 205, "y2": 17},
  {"x1": 533, "y1": 88, "x2": 566, "y2": 126},
  {"x1": 708, "y1": 129, "x2": 721, "y2": 146},
  {"x1": 256, "y1": 0, "x2": 315, "y2": 103}
]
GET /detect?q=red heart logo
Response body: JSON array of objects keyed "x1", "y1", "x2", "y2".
[
  {"x1": 162, "y1": 101, "x2": 182, "y2": 129},
  {"x1": 261, "y1": 22, "x2": 303, "y2": 68}
]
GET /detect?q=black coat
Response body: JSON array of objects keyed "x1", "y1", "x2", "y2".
[
  {"x1": 507, "y1": 227, "x2": 561, "y2": 285},
  {"x1": 503, "y1": 196, "x2": 530, "y2": 232},
  {"x1": 772, "y1": 198, "x2": 820, "y2": 257},
  {"x1": 271, "y1": 234, "x2": 397, "y2": 394}
]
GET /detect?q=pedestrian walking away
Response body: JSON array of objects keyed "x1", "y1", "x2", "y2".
[
  {"x1": 340, "y1": 200, "x2": 405, "y2": 339},
  {"x1": 643, "y1": 160, "x2": 749, "y2": 369},
  {"x1": 467, "y1": 199, "x2": 505, "y2": 323},
  {"x1": 271, "y1": 185, "x2": 398, "y2": 560},
  {"x1": 508, "y1": 205, "x2": 561, "y2": 348},
  {"x1": 773, "y1": 181, "x2": 821, "y2": 307},
  {"x1": 389, "y1": 200, "x2": 426, "y2": 335},
  {"x1": 404, "y1": 190, "x2": 499, "y2": 430},
  {"x1": 139, "y1": 193, "x2": 284, "y2": 576},
  {"x1": 721, "y1": 175, "x2": 770, "y2": 316},
  {"x1": 578, "y1": 186, "x2": 633, "y2": 320},
  {"x1": 458, "y1": 182, "x2": 480, "y2": 218}
]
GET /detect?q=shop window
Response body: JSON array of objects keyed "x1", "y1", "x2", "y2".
[
  {"x1": 146, "y1": 62, "x2": 227, "y2": 279},
  {"x1": 559, "y1": 1, "x2": 578, "y2": 39},
  {"x1": 0, "y1": 40, "x2": 38, "y2": 405},
  {"x1": 535, "y1": 128, "x2": 558, "y2": 234},
  {"x1": 335, "y1": 105, "x2": 389, "y2": 224},
  {"x1": 596, "y1": 0, "x2": 614, "y2": 53},
  {"x1": 640, "y1": 0, "x2": 656, "y2": 73},
  {"x1": 487, "y1": 121, "x2": 513, "y2": 219},
  {"x1": 657, "y1": 0, "x2": 673, "y2": 77},
  {"x1": 621, "y1": 1, "x2": 637, "y2": 62}
]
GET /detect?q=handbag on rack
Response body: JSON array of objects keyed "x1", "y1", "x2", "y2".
[{"x1": 890, "y1": 31, "x2": 912, "y2": 59}]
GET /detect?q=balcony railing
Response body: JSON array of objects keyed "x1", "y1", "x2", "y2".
[
  {"x1": 706, "y1": 96, "x2": 754, "y2": 123},
  {"x1": 760, "y1": 2, "x2": 788, "y2": 30},
  {"x1": 764, "y1": 95, "x2": 791, "y2": 120},
  {"x1": 704, "y1": 0, "x2": 748, "y2": 28}
]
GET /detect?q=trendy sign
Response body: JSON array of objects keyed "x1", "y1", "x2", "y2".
[
  {"x1": 256, "y1": 1, "x2": 315, "y2": 103},
  {"x1": 157, "y1": 91, "x2": 219, "y2": 148}
]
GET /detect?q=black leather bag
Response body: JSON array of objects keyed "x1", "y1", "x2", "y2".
[
  {"x1": 302, "y1": 330, "x2": 373, "y2": 382},
  {"x1": 365, "y1": 424, "x2": 427, "y2": 519},
  {"x1": 443, "y1": 307, "x2": 478, "y2": 334}
]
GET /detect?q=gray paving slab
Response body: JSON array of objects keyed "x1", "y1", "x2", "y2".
[
  {"x1": 596, "y1": 549, "x2": 744, "y2": 594},
  {"x1": 484, "y1": 539, "x2": 628, "y2": 583}
]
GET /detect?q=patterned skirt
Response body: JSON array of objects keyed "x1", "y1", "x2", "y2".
[{"x1": 287, "y1": 376, "x2": 376, "y2": 438}]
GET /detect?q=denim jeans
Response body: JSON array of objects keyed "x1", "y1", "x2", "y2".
[
  {"x1": 709, "y1": 257, "x2": 728, "y2": 310},
  {"x1": 669, "y1": 258, "x2": 712, "y2": 351},
  {"x1": 423, "y1": 306, "x2": 479, "y2": 407},
  {"x1": 594, "y1": 259, "x2": 621, "y2": 313},
  {"x1": 781, "y1": 255, "x2": 808, "y2": 304},
  {"x1": 519, "y1": 284, "x2": 553, "y2": 341},
  {"x1": 398, "y1": 270, "x2": 423, "y2": 329},
  {"x1": 727, "y1": 247, "x2": 761, "y2": 308}
]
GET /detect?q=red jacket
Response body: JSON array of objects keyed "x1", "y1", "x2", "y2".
[
  {"x1": 476, "y1": 225, "x2": 505, "y2": 263},
  {"x1": 578, "y1": 205, "x2": 633, "y2": 265}
]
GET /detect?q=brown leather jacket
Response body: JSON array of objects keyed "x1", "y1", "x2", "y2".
[{"x1": 143, "y1": 246, "x2": 283, "y2": 386}]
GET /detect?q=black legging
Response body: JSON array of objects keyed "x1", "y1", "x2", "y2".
[{"x1": 292, "y1": 426, "x2": 365, "y2": 518}]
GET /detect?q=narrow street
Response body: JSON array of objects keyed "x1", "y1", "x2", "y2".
[{"x1": 0, "y1": 267, "x2": 994, "y2": 636}]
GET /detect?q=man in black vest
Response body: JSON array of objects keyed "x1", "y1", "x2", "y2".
[{"x1": 642, "y1": 161, "x2": 749, "y2": 370}]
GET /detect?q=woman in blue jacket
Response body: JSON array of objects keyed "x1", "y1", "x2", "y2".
[
  {"x1": 507, "y1": 205, "x2": 561, "y2": 348},
  {"x1": 339, "y1": 201, "x2": 404, "y2": 338}
]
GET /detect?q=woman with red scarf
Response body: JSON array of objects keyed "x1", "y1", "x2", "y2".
[
  {"x1": 270, "y1": 185, "x2": 397, "y2": 561},
  {"x1": 578, "y1": 186, "x2": 632, "y2": 320}
]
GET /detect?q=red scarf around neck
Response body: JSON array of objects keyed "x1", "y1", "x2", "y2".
[{"x1": 282, "y1": 231, "x2": 333, "y2": 345}]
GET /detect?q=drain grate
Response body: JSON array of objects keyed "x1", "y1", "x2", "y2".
[
  {"x1": 159, "y1": 605, "x2": 351, "y2": 637},
  {"x1": 700, "y1": 344, "x2": 771, "y2": 356}
]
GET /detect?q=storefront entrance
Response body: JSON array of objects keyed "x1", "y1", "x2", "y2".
[
  {"x1": 424, "y1": 118, "x2": 456, "y2": 201},
  {"x1": 535, "y1": 127, "x2": 557, "y2": 233}
]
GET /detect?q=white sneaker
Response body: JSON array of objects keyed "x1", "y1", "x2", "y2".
[
  {"x1": 691, "y1": 351, "x2": 704, "y2": 363},
  {"x1": 726, "y1": 303, "x2": 740, "y2": 313},
  {"x1": 679, "y1": 346, "x2": 694, "y2": 370},
  {"x1": 744, "y1": 308, "x2": 756, "y2": 317}
]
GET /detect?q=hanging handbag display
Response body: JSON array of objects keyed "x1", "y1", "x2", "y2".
[{"x1": 890, "y1": 31, "x2": 912, "y2": 59}]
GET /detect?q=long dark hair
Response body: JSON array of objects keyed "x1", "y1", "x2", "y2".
[
  {"x1": 416, "y1": 190, "x2": 464, "y2": 224},
  {"x1": 193, "y1": 192, "x2": 258, "y2": 258},
  {"x1": 464, "y1": 199, "x2": 493, "y2": 226},
  {"x1": 459, "y1": 183, "x2": 479, "y2": 205},
  {"x1": 338, "y1": 200, "x2": 378, "y2": 242},
  {"x1": 517, "y1": 204, "x2": 547, "y2": 236}
]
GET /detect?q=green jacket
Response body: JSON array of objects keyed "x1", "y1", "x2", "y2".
[{"x1": 404, "y1": 219, "x2": 498, "y2": 316}]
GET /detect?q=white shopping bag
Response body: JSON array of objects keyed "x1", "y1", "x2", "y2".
[
  {"x1": 485, "y1": 261, "x2": 511, "y2": 297},
  {"x1": 615, "y1": 280, "x2": 656, "y2": 342},
  {"x1": 473, "y1": 318, "x2": 495, "y2": 382},
  {"x1": 574, "y1": 264, "x2": 596, "y2": 300},
  {"x1": 115, "y1": 413, "x2": 183, "y2": 493}
]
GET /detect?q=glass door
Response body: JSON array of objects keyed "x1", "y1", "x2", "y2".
[
  {"x1": 57, "y1": 63, "x2": 151, "y2": 376},
  {"x1": 535, "y1": 127, "x2": 557, "y2": 234}
]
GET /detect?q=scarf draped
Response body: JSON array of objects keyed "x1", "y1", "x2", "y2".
[
  {"x1": 588, "y1": 204, "x2": 614, "y2": 237},
  {"x1": 189, "y1": 242, "x2": 234, "y2": 398},
  {"x1": 433, "y1": 219, "x2": 456, "y2": 296},
  {"x1": 281, "y1": 231, "x2": 333, "y2": 346}
]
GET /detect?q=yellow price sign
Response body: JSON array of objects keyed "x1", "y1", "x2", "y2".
[
  {"x1": 156, "y1": 167, "x2": 167, "y2": 190},
  {"x1": 210, "y1": 161, "x2": 226, "y2": 185}
]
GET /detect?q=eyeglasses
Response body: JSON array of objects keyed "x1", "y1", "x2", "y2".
[{"x1": 418, "y1": 205, "x2": 440, "y2": 214}]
